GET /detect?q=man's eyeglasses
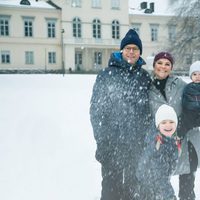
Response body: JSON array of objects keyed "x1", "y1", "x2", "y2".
[{"x1": 124, "y1": 46, "x2": 140, "y2": 53}]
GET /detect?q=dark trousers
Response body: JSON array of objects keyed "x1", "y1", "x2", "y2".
[
  {"x1": 179, "y1": 141, "x2": 198, "y2": 200},
  {"x1": 100, "y1": 165, "x2": 124, "y2": 200}
]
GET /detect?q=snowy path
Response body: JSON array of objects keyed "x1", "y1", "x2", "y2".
[{"x1": 0, "y1": 74, "x2": 199, "y2": 200}]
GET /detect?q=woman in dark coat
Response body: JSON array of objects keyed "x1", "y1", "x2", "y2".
[
  {"x1": 148, "y1": 52, "x2": 199, "y2": 200},
  {"x1": 90, "y1": 29, "x2": 151, "y2": 200}
]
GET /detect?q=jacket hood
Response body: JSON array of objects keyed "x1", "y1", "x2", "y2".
[{"x1": 108, "y1": 52, "x2": 146, "y2": 71}]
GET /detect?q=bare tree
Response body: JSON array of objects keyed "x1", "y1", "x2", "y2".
[{"x1": 168, "y1": 0, "x2": 200, "y2": 71}]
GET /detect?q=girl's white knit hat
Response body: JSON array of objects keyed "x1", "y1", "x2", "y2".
[
  {"x1": 189, "y1": 61, "x2": 200, "y2": 78},
  {"x1": 155, "y1": 104, "x2": 178, "y2": 128}
]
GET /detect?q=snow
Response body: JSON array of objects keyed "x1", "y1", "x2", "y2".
[
  {"x1": 0, "y1": 74, "x2": 199, "y2": 200},
  {"x1": 129, "y1": 0, "x2": 175, "y2": 15},
  {"x1": 0, "y1": 0, "x2": 55, "y2": 9}
]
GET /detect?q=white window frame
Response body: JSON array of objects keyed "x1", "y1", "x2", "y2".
[
  {"x1": 1, "y1": 50, "x2": 10, "y2": 64},
  {"x1": 111, "y1": 0, "x2": 120, "y2": 9},
  {"x1": 0, "y1": 15, "x2": 10, "y2": 36},
  {"x1": 48, "y1": 52, "x2": 56, "y2": 64},
  {"x1": 150, "y1": 24, "x2": 159, "y2": 42},
  {"x1": 46, "y1": 19, "x2": 56, "y2": 38},
  {"x1": 25, "y1": 51, "x2": 34, "y2": 64}
]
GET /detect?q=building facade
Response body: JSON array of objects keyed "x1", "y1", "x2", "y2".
[
  {"x1": 0, "y1": 0, "x2": 178, "y2": 73},
  {"x1": 0, "y1": 0, "x2": 62, "y2": 73},
  {"x1": 58, "y1": 0, "x2": 129, "y2": 72}
]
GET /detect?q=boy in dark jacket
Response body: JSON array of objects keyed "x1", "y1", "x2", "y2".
[
  {"x1": 178, "y1": 61, "x2": 200, "y2": 200},
  {"x1": 178, "y1": 61, "x2": 200, "y2": 137},
  {"x1": 136, "y1": 104, "x2": 181, "y2": 200}
]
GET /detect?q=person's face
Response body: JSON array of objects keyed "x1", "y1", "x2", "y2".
[
  {"x1": 122, "y1": 44, "x2": 140, "y2": 65},
  {"x1": 154, "y1": 58, "x2": 172, "y2": 80},
  {"x1": 191, "y1": 71, "x2": 200, "y2": 83},
  {"x1": 158, "y1": 120, "x2": 176, "y2": 137}
]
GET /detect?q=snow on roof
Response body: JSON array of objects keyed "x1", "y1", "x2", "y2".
[{"x1": 0, "y1": 0, "x2": 56, "y2": 9}]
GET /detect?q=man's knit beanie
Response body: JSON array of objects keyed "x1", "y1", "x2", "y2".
[{"x1": 120, "y1": 29, "x2": 142, "y2": 54}]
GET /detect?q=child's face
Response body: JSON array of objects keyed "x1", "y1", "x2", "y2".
[
  {"x1": 158, "y1": 120, "x2": 176, "y2": 137},
  {"x1": 191, "y1": 71, "x2": 200, "y2": 83}
]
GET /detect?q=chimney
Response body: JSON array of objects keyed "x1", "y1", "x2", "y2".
[
  {"x1": 140, "y1": 2, "x2": 147, "y2": 9},
  {"x1": 150, "y1": 2, "x2": 155, "y2": 12}
]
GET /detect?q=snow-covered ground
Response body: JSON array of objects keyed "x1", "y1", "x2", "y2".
[{"x1": 0, "y1": 74, "x2": 199, "y2": 200}]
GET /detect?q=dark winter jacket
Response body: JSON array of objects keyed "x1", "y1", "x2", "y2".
[
  {"x1": 90, "y1": 52, "x2": 151, "y2": 170},
  {"x1": 182, "y1": 82, "x2": 200, "y2": 111},
  {"x1": 178, "y1": 82, "x2": 200, "y2": 137},
  {"x1": 136, "y1": 128, "x2": 180, "y2": 200}
]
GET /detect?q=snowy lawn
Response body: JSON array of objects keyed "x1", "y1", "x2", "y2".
[{"x1": 0, "y1": 74, "x2": 199, "y2": 200}]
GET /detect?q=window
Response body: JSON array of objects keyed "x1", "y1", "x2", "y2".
[
  {"x1": 48, "y1": 52, "x2": 56, "y2": 64},
  {"x1": 47, "y1": 19, "x2": 56, "y2": 38},
  {"x1": 73, "y1": 17, "x2": 81, "y2": 38},
  {"x1": 23, "y1": 17, "x2": 34, "y2": 37},
  {"x1": 168, "y1": 25, "x2": 176, "y2": 41},
  {"x1": 94, "y1": 51, "x2": 102, "y2": 68},
  {"x1": 71, "y1": 0, "x2": 81, "y2": 7},
  {"x1": 93, "y1": 19, "x2": 101, "y2": 39},
  {"x1": 150, "y1": 24, "x2": 159, "y2": 41},
  {"x1": 1, "y1": 51, "x2": 10, "y2": 64},
  {"x1": 131, "y1": 23, "x2": 141, "y2": 36},
  {"x1": 111, "y1": 0, "x2": 120, "y2": 9},
  {"x1": 25, "y1": 51, "x2": 34, "y2": 64},
  {"x1": 75, "y1": 51, "x2": 82, "y2": 70},
  {"x1": 0, "y1": 15, "x2": 10, "y2": 36},
  {"x1": 112, "y1": 20, "x2": 120, "y2": 39},
  {"x1": 92, "y1": 0, "x2": 101, "y2": 8}
]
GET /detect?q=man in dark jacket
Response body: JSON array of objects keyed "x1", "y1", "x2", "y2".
[{"x1": 90, "y1": 29, "x2": 151, "y2": 200}]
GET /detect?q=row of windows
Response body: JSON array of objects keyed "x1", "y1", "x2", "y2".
[
  {"x1": 71, "y1": 0, "x2": 120, "y2": 9},
  {"x1": 1, "y1": 50, "x2": 103, "y2": 69},
  {"x1": 72, "y1": 20, "x2": 176, "y2": 42},
  {"x1": 0, "y1": 15, "x2": 120, "y2": 40},
  {"x1": 0, "y1": 16, "x2": 57, "y2": 38},
  {"x1": 73, "y1": 18, "x2": 120, "y2": 39},
  {"x1": 2, "y1": 16, "x2": 170, "y2": 42},
  {"x1": 132, "y1": 23, "x2": 177, "y2": 42},
  {"x1": 0, "y1": 51, "x2": 56, "y2": 64}
]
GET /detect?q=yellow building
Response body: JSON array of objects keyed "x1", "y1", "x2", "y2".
[
  {"x1": 0, "y1": 0, "x2": 177, "y2": 73},
  {"x1": 0, "y1": 0, "x2": 62, "y2": 73},
  {"x1": 58, "y1": 0, "x2": 129, "y2": 72}
]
